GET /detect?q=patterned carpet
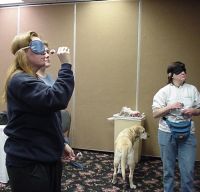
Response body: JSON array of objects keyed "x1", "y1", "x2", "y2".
[{"x1": 0, "y1": 150, "x2": 200, "y2": 192}]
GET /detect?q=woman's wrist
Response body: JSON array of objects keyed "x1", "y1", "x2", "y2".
[{"x1": 165, "y1": 105, "x2": 172, "y2": 114}]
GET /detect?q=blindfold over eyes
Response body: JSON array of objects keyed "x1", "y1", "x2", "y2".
[
  {"x1": 173, "y1": 67, "x2": 186, "y2": 75},
  {"x1": 29, "y1": 40, "x2": 45, "y2": 55}
]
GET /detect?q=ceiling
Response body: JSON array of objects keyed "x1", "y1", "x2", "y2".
[
  {"x1": 23, "y1": 0, "x2": 92, "y2": 3},
  {"x1": 0, "y1": 0, "x2": 99, "y2": 7}
]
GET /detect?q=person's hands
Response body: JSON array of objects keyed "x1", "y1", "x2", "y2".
[
  {"x1": 167, "y1": 102, "x2": 183, "y2": 110},
  {"x1": 181, "y1": 108, "x2": 200, "y2": 117},
  {"x1": 57, "y1": 47, "x2": 71, "y2": 64},
  {"x1": 63, "y1": 144, "x2": 75, "y2": 161}
]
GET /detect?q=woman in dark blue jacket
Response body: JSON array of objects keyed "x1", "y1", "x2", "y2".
[{"x1": 2, "y1": 31, "x2": 75, "y2": 192}]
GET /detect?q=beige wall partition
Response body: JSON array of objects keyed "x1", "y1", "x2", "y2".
[
  {"x1": 140, "y1": 0, "x2": 200, "y2": 159},
  {"x1": 73, "y1": 1, "x2": 139, "y2": 151},
  {"x1": 0, "y1": 8, "x2": 18, "y2": 110}
]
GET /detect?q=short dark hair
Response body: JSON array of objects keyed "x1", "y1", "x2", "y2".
[{"x1": 167, "y1": 61, "x2": 186, "y2": 84}]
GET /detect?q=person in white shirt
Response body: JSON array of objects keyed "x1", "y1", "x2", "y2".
[{"x1": 152, "y1": 61, "x2": 200, "y2": 192}]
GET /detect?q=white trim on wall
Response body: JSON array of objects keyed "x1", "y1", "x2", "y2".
[
  {"x1": 17, "y1": 6, "x2": 20, "y2": 34},
  {"x1": 135, "y1": 0, "x2": 142, "y2": 111},
  {"x1": 71, "y1": 2, "x2": 77, "y2": 145}
]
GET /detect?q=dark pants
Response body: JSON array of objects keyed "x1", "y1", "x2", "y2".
[{"x1": 7, "y1": 161, "x2": 63, "y2": 192}]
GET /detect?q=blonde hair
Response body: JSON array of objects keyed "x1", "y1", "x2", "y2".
[
  {"x1": 43, "y1": 40, "x2": 49, "y2": 48},
  {"x1": 2, "y1": 31, "x2": 40, "y2": 103}
]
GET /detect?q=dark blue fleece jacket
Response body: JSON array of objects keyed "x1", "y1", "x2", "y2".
[{"x1": 4, "y1": 63, "x2": 74, "y2": 166}]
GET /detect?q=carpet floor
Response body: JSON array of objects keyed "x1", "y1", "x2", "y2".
[{"x1": 0, "y1": 149, "x2": 200, "y2": 192}]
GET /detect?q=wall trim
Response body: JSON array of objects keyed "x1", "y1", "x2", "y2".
[{"x1": 136, "y1": 0, "x2": 142, "y2": 110}]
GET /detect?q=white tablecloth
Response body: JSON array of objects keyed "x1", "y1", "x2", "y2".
[{"x1": 0, "y1": 125, "x2": 9, "y2": 183}]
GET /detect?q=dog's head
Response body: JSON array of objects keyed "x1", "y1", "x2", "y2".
[
  {"x1": 130, "y1": 125, "x2": 144, "y2": 134},
  {"x1": 129, "y1": 125, "x2": 148, "y2": 140}
]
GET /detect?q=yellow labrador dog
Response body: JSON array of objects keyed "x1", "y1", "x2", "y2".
[{"x1": 112, "y1": 125, "x2": 145, "y2": 189}]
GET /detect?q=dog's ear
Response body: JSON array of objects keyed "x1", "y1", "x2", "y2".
[
  {"x1": 135, "y1": 126, "x2": 145, "y2": 136},
  {"x1": 128, "y1": 127, "x2": 135, "y2": 135},
  {"x1": 140, "y1": 126, "x2": 145, "y2": 132},
  {"x1": 133, "y1": 125, "x2": 142, "y2": 132}
]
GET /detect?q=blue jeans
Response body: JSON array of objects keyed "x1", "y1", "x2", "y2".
[{"x1": 158, "y1": 130, "x2": 196, "y2": 192}]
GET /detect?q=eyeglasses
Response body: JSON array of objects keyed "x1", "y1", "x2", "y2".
[
  {"x1": 43, "y1": 48, "x2": 56, "y2": 55},
  {"x1": 20, "y1": 40, "x2": 45, "y2": 55}
]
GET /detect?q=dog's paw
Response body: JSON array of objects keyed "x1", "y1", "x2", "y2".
[
  {"x1": 112, "y1": 179, "x2": 117, "y2": 184},
  {"x1": 130, "y1": 184, "x2": 136, "y2": 189}
]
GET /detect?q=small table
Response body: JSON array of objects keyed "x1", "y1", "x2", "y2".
[{"x1": 0, "y1": 125, "x2": 9, "y2": 183}]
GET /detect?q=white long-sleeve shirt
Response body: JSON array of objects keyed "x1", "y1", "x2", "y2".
[{"x1": 152, "y1": 83, "x2": 200, "y2": 132}]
